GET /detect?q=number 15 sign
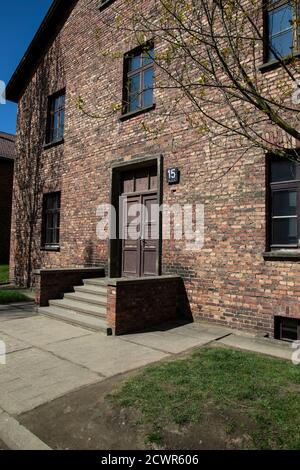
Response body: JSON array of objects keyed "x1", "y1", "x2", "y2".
[{"x1": 167, "y1": 168, "x2": 180, "y2": 185}]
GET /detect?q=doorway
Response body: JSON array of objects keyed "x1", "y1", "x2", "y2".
[{"x1": 121, "y1": 166, "x2": 159, "y2": 277}]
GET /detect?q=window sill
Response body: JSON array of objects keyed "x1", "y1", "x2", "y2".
[
  {"x1": 259, "y1": 52, "x2": 300, "y2": 73},
  {"x1": 98, "y1": 0, "x2": 115, "y2": 11},
  {"x1": 119, "y1": 104, "x2": 156, "y2": 122},
  {"x1": 263, "y1": 250, "x2": 300, "y2": 260},
  {"x1": 43, "y1": 138, "x2": 64, "y2": 150},
  {"x1": 41, "y1": 246, "x2": 60, "y2": 252}
]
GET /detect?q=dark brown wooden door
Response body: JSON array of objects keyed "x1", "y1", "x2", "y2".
[
  {"x1": 141, "y1": 193, "x2": 159, "y2": 276},
  {"x1": 121, "y1": 167, "x2": 159, "y2": 277},
  {"x1": 121, "y1": 194, "x2": 141, "y2": 277}
]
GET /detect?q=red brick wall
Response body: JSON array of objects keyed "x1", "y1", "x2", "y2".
[
  {"x1": 0, "y1": 160, "x2": 14, "y2": 264},
  {"x1": 107, "y1": 276, "x2": 183, "y2": 335},
  {"x1": 10, "y1": 0, "x2": 300, "y2": 337},
  {"x1": 34, "y1": 267, "x2": 105, "y2": 306}
]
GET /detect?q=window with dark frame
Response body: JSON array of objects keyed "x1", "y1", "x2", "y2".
[
  {"x1": 268, "y1": 156, "x2": 300, "y2": 249},
  {"x1": 265, "y1": 1, "x2": 299, "y2": 62},
  {"x1": 42, "y1": 192, "x2": 61, "y2": 249},
  {"x1": 123, "y1": 45, "x2": 154, "y2": 116},
  {"x1": 99, "y1": 0, "x2": 114, "y2": 9},
  {"x1": 46, "y1": 90, "x2": 65, "y2": 145},
  {"x1": 275, "y1": 316, "x2": 300, "y2": 341}
]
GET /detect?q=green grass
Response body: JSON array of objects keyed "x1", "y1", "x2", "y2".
[
  {"x1": 0, "y1": 265, "x2": 9, "y2": 283},
  {"x1": 0, "y1": 290, "x2": 31, "y2": 304},
  {"x1": 108, "y1": 347, "x2": 300, "y2": 449}
]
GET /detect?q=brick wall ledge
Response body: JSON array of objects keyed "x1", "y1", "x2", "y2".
[
  {"x1": 107, "y1": 275, "x2": 181, "y2": 287},
  {"x1": 33, "y1": 267, "x2": 106, "y2": 306},
  {"x1": 33, "y1": 267, "x2": 105, "y2": 275},
  {"x1": 107, "y1": 275, "x2": 185, "y2": 335},
  {"x1": 263, "y1": 251, "x2": 300, "y2": 260}
]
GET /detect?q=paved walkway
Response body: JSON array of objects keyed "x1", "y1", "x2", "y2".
[
  {"x1": 0, "y1": 305, "x2": 232, "y2": 416},
  {"x1": 0, "y1": 303, "x2": 295, "y2": 448}
]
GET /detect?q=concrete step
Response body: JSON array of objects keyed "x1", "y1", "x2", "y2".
[
  {"x1": 74, "y1": 284, "x2": 107, "y2": 296},
  {"x1": 39, "y1": 306, "x2": 110, "y2": 334},
  {"x1": 64, "y1": 291, "x2": 107, "y2": 307},
  {"x1": 83, "y1": 278, "x2": 108, "y2": 287},
  {"x1": 49, "y1": 298, "x2": 107, "y2": 318}
]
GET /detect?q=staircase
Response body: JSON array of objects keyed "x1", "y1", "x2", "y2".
[{"x1": 38, "y1": 278, "x2": 111, "y2": 334}]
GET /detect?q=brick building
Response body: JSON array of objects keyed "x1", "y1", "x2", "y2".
[
  {"x1": 6, "y1": 0, "x2": 300, "y2": 338},
  {"x1": 0, "y1": 132, "x2": 15, "y2": 264}
]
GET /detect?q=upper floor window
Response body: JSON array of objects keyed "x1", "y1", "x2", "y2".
[
  {"x1": 46, "y1": 90, "x2": 65, "y2": 145},
  {"x1": 265, "y1": 1, "x2": 299, "y2": 61},
  {"x1": 42, "y1": 192, "x2": 61, "y2": 249},
  {"x1": 123, "y1": 45, "x2": 154, "y2": 116},
  {"x1": 99, "y1": 0, "x2": 115, "y2": 10},
  {"x1": 268, "y1": 156, "x2": 300, "y2": 249}
]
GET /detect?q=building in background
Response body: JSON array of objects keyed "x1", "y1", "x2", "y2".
[{"x1": 0, "y1": 131, "x2": 15, "y2": 264}]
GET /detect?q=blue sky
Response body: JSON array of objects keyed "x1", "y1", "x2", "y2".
[{"x1": 0, "y1": 0, "x2": 53, "y2": 134}]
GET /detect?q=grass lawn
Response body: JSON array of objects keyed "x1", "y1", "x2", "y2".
[
  {"x1": 0, "y1": 265, "x2": 9, "y2": 283},
  {"x1": 0, "y1": 289, "x2": 31, "y2": 304},
  {"x1": 108, "y1": 347, "x2": 300, "y2": 450}
]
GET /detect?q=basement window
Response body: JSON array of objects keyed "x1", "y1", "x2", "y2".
[{"x1": 274, "y1": 316, "x2": 300, "y2": 341}]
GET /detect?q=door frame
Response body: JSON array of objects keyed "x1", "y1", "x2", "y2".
[{"x1": 109, "y1": 154, "x2": 163, "y2": 278}]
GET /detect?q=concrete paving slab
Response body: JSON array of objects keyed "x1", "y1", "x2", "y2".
[
  {"x1": 0, "y1": 303, "x2": 37, "y2": 322},
  {"x1": 159, "y1": 322, "x2": 232, "y2": 340},
  {"x1": 0, "y1": 316, "x2": 92, "y2": 347},
  {"x1": 0, "y1": 348, "x2": 102, "y2": 415},
  {"x1": 194, "y1": 324, "x2": 233, "y2": 337},
  {"x1": 218, "y1": 334, "x2": 292, "y2": 361},
  {"x1": 0, "y1": 411, "x2": 50, "y2": 450},
  {"x1": 0, "y1": 332, "x2": 31, "y2": 354},
  {"x1": 0, "y1": 438, "x2": 9, "y2": 450},
  {"x1": 0, "y1": 302, "x2": 35, "y2": 311},
  {"x1": 121, "y1": 327, "x2": 228, "y2": 354},
  {"x1": 44, "y1": 333, "x2": 170, "y2": 377}
]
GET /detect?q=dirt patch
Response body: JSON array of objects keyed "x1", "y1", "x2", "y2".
[
  {"x1": 19, "y1": 373, "x2": 256, "y2": 450},
  {"x1": 160, "y1": 409, "x2": 254, "y2": 450},
  {"x1": 19, "y1": 374, "x2": 147, "y2": 450}
]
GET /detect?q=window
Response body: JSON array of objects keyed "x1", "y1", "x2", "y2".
[
  {"x1": 99, "y1": 0, "x2": 115, "y2": 9},
  {"x1": 46, "y1": 90, "x2": 65, "y2": 144},
  {"x1": 268, "y1": 156, "x2": 300, "y2": 249},
  {"x1": 123, "y1": 45, "x2": 154, "y2": 116},
  {"x1": 265, "y1": 1, "x2": 299, "y2": 61},
  {"x1": 275, "y1": 316, "x2": 300, "y2": 341},
  {"x1": 42, "y1": 192, "x2": 61, "y2": 249}
]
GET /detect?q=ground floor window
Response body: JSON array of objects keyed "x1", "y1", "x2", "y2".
[
  {"x1": 268, "y1": 156, "x2": 300, "y2": 249},
  {"x1": 274, "y1": 316, "x2": 300, "y2": 341},
  {"x1": 42, "y1": 192, "x2": 61, "y2": 249}
]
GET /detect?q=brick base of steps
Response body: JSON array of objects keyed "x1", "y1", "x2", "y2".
[{"x1": 38, "y1": 278, "x2": 112, "y2": 335}]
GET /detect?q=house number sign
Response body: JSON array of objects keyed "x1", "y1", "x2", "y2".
[{"x1": 167, "y1": 168, "x2": 180, "y2": 185}]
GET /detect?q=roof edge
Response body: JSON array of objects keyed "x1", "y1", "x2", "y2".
[{"x1": 6, "y1": 0, "x2": 78, "y2": 103}]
